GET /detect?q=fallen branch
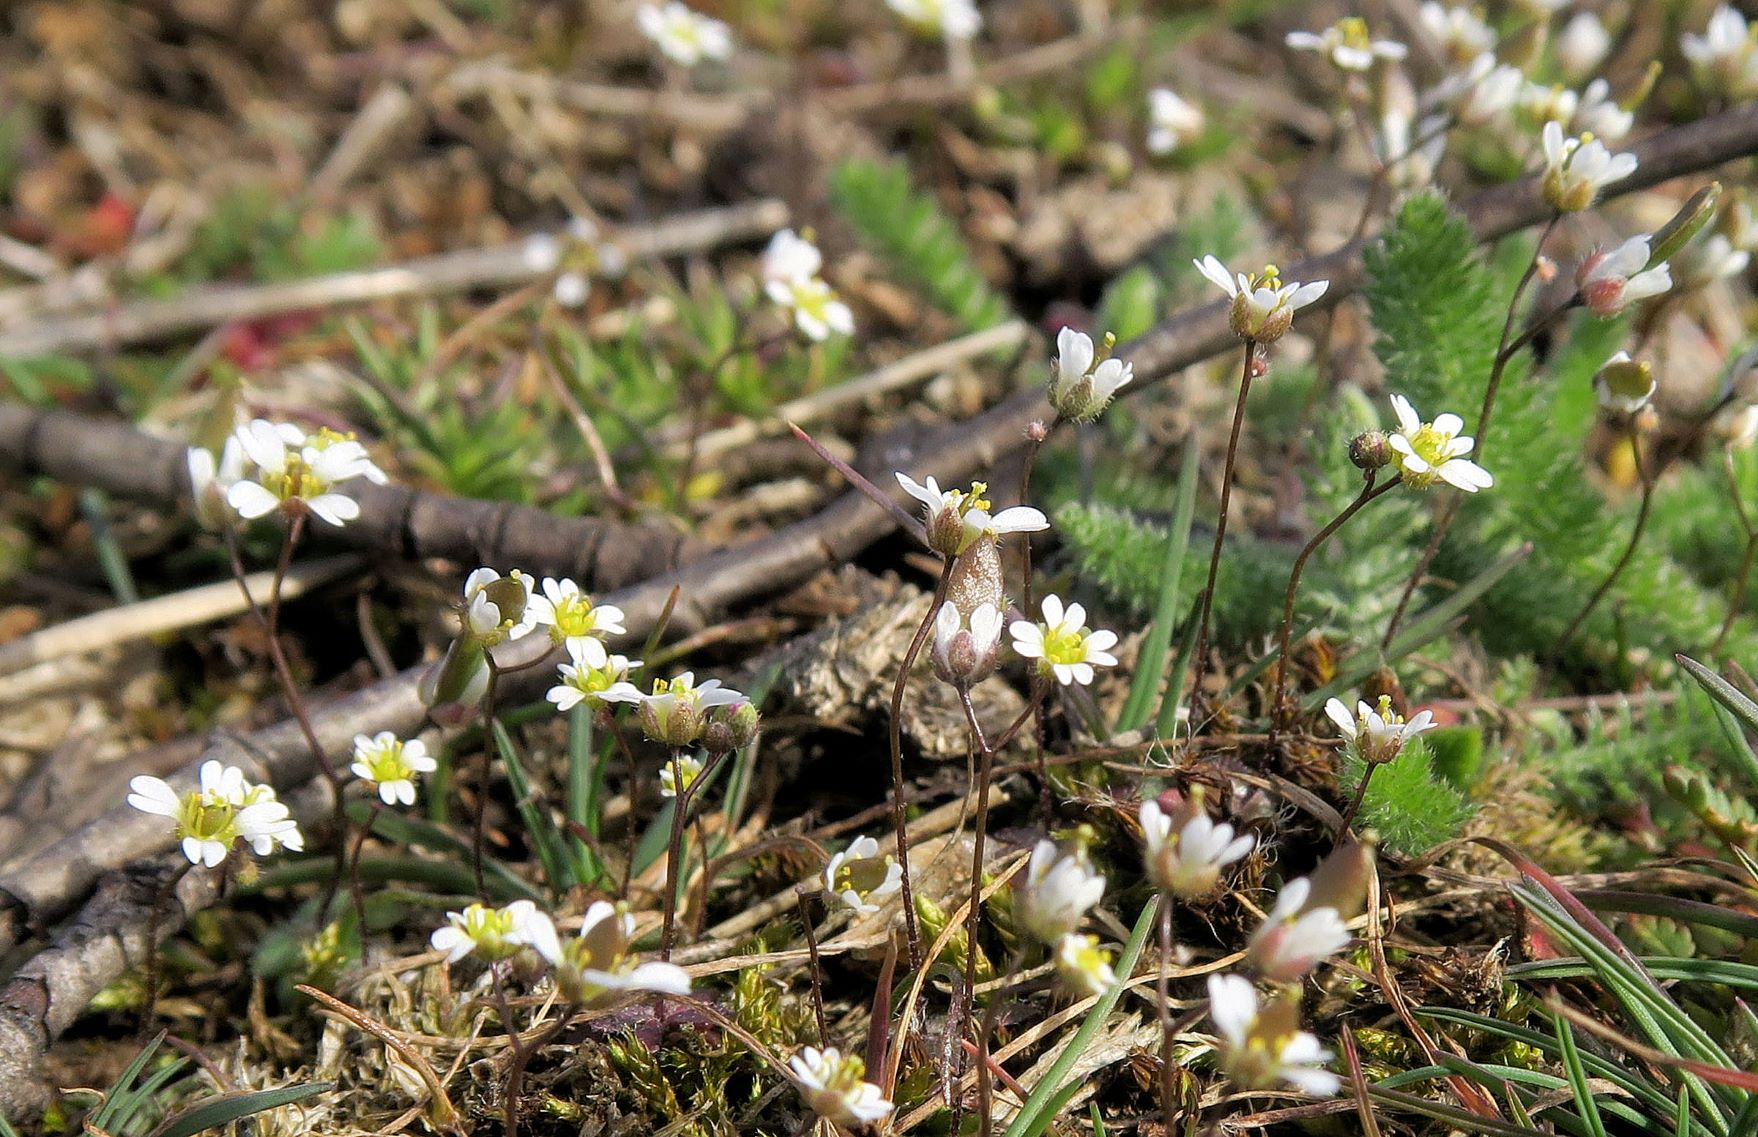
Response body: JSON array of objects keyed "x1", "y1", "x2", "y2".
[
  {"x1": 0, "y1": 103, "x2": 1753, "y2": 1120},
  {"x1": 0, "y1": 406, "x2": 707, "y2": 591},
  {"x1": 0, "y1": 199, "x2": 788, "y2": 358}
]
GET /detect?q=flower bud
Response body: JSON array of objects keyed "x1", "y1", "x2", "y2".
[
  {"x1": 932, "y1": 601, "x2": 1004, "y2": 687},
  {"x1": 641, "y1": 700, "x2": 701, "y2": 749},
  {"x1": 1594, "y1": 352, "x2": 1656, "y2": 415},
  {"x1": 1231, "y1": 294, "x2": 1294, "y2": 343},
  {"x1": 703, "y1": 701, "x2": 761, "y2": 755},
  {"x1": 1349, "y1": 430, "x2": 1394, "y2": 470}
]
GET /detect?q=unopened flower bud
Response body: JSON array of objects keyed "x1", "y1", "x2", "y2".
[
  {"x1": 932, "y1": 601, "x2": 1004, "y2": 687},
  {"x1": 1594, "y1": 351, "x2": 1656, "y2": 415},
  {"x1": 1349, "y1": 430, "x2": 1394, "y2": 470},
  {"x1": 703, "y1": 701, "x2": 761, "y2": 755}
]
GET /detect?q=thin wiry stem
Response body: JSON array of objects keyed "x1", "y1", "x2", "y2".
[
  {"x1": 1269, "y1": 473, "x2": 1400, "y2": 732},
  {"x1": 1554, "y1": 424, "x2": 1657, "y2": 659},
  {"x1": 1185, "y1": 338, "x2": 1258, "y2": 745},
  {"x1": 889, "y1": 559, "x2": 951, "y2": 969},
  {"x1": 796, "y1": 888, "x2": 830, "y2": 1045},
  {"x1": 956, "y1": 685, "x2": 996, "y2": 1137},
  {"x1": 1715, "y1": 447, "x2": 1758, "y2": 655},
  {"x1": 1381, "y1": 219, "x2": 1565, "y2": 651},
  {"x1": 1158, "y1": 890, "x2": 1177, "y2": 1129}
]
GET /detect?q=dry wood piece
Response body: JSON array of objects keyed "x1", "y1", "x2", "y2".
[
  {"x1": 0, "y1": 406, "x2": 707, "y2": 591},
  {"x1": 0, "y1": 199, "x2": 788, "y2": 358},
  {"x1": 0, "y1": 103, "x2": 1755, "y2": 1120}
]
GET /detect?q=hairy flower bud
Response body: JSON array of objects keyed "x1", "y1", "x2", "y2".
[
  {"x1": 931, "y1": 602, "x2": 1004, "y2": 687},
  {"x1": 1349, "y1": 430, "x2": 1394, "y2": 470},
  {"x1": 419, "y1": 637, "x2": 490, "y2": 726},
  {"x1": 702, "y1": 700, "x2": 760, "y2": 755}
]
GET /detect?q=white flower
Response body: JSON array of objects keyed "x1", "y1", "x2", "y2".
[
  {"x1": 527, "y1": 576, "x2": 625, "y2": 662},
  {"x1": 1429, "y1": 54, "x2": 1522, "y2": 126},
  {"x1": 1572, "y1": 78, "x2": 1633, "y2": 141},
  {"x1": 895, "y1": 473, "x2": 1049, "y2": 557},
  {"x1": 1286, "y1": 17, "x2": 1407, "y2": 72},
  {"x1": 543, "y1": 900, "x2": 691, "y2": 1003},
  {"x1": 1593, "y1": 352, "x2": 1656, "y2": 415},
  {"x1": 1418, "y1": 2, "x2": 1494, "y2": 66},
  {"x1": 522, "y1": 233, "x2": 561, "y2": 273},
  {"x1": 431, "y1": 900, "x2": 559, "y2": 965},
  {"x1": 187, "y1": 437, "x2": 243, "y2": 531},
  {"x1": 1054, "y1": 933, "x2": 1117, "y2": 998},
  {"x1": 1675, "y1": 232, "x2": 1753, "y2": 288},
  {"x1": 461, "y1": 567, "x2": 538, "y2": 646},
  {"x1": 1140, "y1": 797, "x2": 1255, "y2": 898},
  {"x1": 1049, "y1": 327, "x2": 1133, "y2": 422},
  {"x1": 1013, "y1": 838, "x2": 1106, "y2": 945},
  {"x1": 790, "y1": 1047, "x2": 895, "y2": 1126},
  {"x1": 1682, "y1": 5, "x2": 1758, "y2": 101},
  {"x1": 762, "y1": 229, "x2": 823, "y2": 285},
  {"x1": 1541, "y1": 120, "x2": 1638, "y2": 213},
  {"x1": 1557, "y1": 12, "x2": 1612, "y2": 82},
  {"x1": 824, "y1": 835, "x2": 904, "y2": 914},
  {"x1": 1207, "y1": 974, "x2": 1341, "y2": 1097},
  {"x1": 659, "y1": 754, "x2": 704, "y2": 799},
  {"x1": 1324, "y1": 695, "x2": 1436, "y2": 765},
  {"x1": 1575, "y1": 235, "x2": 1671, "y2": 316},
  {"x1": 598, "y1": 670, "x2": 744, "y2": 747},
  {"x1": 766, "y1": 269, "x2": 854, "y2": 342},
  {"x1": 1147, "y1": 88, "x2": 1204, "y2": 156},
  {"x1": 226, "y1": 419, "x2": 387, "y2": 528},
  {"x1": 1717, "y1": 403, "x2": 1758, "y2": 450},
  {"x1": 127, "y1": 760, "x2": 301, "y2": 867},
  {"x1": 1010, "y1": 594, "x2": 1119, "y2": 687},
  {"x1": 1194, "y1": 255, "x2": 1328, "y2": 342},
  {"x1": 1387, "y1": 394, "x2": 1493, "y2": 492},
  {"x1": 931, "y1": 600, "x2": 1004, "y2": 687},
  {"x1": 1245, "y1": 878, "x2": 1353, "y2": 982},
  {"x1": 636, "y1": 1, "x2": 732, "y2": 67},
  {"x1": 350, "y1": 732, "x2": 437, "y2": 807},
  {"x1": 547, "y1": 644, "x2": 643, "y2": 713},
  {"x1": 553, "y1": 271, "x2": 590, "y2": 308},
  {"x1": 885, "y1": 0, "x2": 981, "y2": 41}
]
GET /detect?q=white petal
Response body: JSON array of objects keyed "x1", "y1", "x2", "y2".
[
  {"x1": 1194, "y1": 255, "x2": 1238, "y2": 296},
  {"x1": 1432, "y1": 413, "x2": 1463, "y2": 436},
  {"x1": 1389, "y1": 394, "x2": 1420, "y2": 434},
  {"x1": 1056, "y1": 326, "x2": 1094, "y2": 379},
  {"x1": 1324, "y1": 699, "x2": 1357, "y2": 739},
  {"x1": 990, "y1": 506, "x2": 1049, "y2": 534},
  {"x1": 226, "y1": 481, "x2": 281, "y2": 519}
]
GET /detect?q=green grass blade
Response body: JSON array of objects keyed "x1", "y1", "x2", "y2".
[
  {"x1": 346, "y1": 801, "x2": 542, "y2": 901},
  {"x1": 146, "y1": 1082, "x2": 335, "y2": 1137},
  {"x1": 1554, "y1": 1013, "x2": 1609, "y2": 1137},
  {"x1": 494, "y1": 720, "x2": 574, "y2": 892},
  {"x1": 1003, "y1": 896, "x2": 1158, "y2": 1137},
  {"x1": 1119, "y1": 440, "x2": 1200, "y2": 733}
]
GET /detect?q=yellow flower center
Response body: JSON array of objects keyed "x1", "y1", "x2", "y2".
[
  {"x1": 362, "y1": 741, "x2": 417, "y2": 784},
  {"x1": 549, "y1": 592, "x2": 601, "y2": 640},
  {"x1": 1338, "y1": 17, "x2": 1370, "y2": 50},
  {"x1": 176, "y1": 790, "x2": 241, "y2": 848},
  {"x1": 1041, "y1": 625, "x2": 1089, "y2": 667}
]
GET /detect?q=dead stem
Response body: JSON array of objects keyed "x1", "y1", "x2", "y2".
[{"x1": 796, "y1": 888, "x2": 830, "y2": 1046}]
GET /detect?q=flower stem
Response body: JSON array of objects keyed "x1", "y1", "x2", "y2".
[
  {"x1": 223, "y1": 514, "x2": 347, "y2": 920},
  {"x1": 661, "y1": 748, "x2": 690, "y2": 959},
  {"x1": 1715, "y1": 448, "x2": 1757, "y2": 655},
  {"x1": 348, "y1": 800, "x2": 381, "y2": 961},
  {"x1": 1269, "y1": 473, "x2": 1399, "y2": 729},
  {"x1": 955, "y1": 684, "x2": 995, "y2": 1137},
  {"x1": 976, "y1": 946, "x2": 1027, "y2": 1137},
  {"x1": 140, "y1": 860, "x2": 196, "y2": 1038},
  {"x1": 796, "y1": 888, "x2": 830, "y2": 1045},
  {"x1": 1554, "y1": 424, "x2": 1656, "y2": 660},
  {"x1": 1335, "y1": 760, "x2": 1381, "y2": 846},
  {"x1": 889, "y1": 560, "x2": 952, "y2": 969},
  {"x1": 475, "y1": 660, "x2": 503, "y2": 902},
  {"x1": 1158, "y1": 889, "x2": 1176, "y2": 1129},
  {"x1": 1019, "y1": 429, "x2": 1055, "y2": 821},
  {"x1": 1186, "y1": 339, "x2": 1259, "y2": 744},
  {"x1": 1381, "y1": 220, "x2": 1565, "y2": 651}
]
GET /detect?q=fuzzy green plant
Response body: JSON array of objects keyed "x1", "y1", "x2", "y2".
[
  {"x1": 829, "y1": 157, "x2": 1011, "y2": 332},
  {"x1": 1364, "y1": 193, "x2": 1757, "y2": 670},
  {"x1": 1339, "y1": 737, "x2": 1475, "y2": 855}
]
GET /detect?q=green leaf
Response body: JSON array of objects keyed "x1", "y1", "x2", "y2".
[{"x1": 146, "y1": 1082, "x2": 335, "y2": 1137}]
